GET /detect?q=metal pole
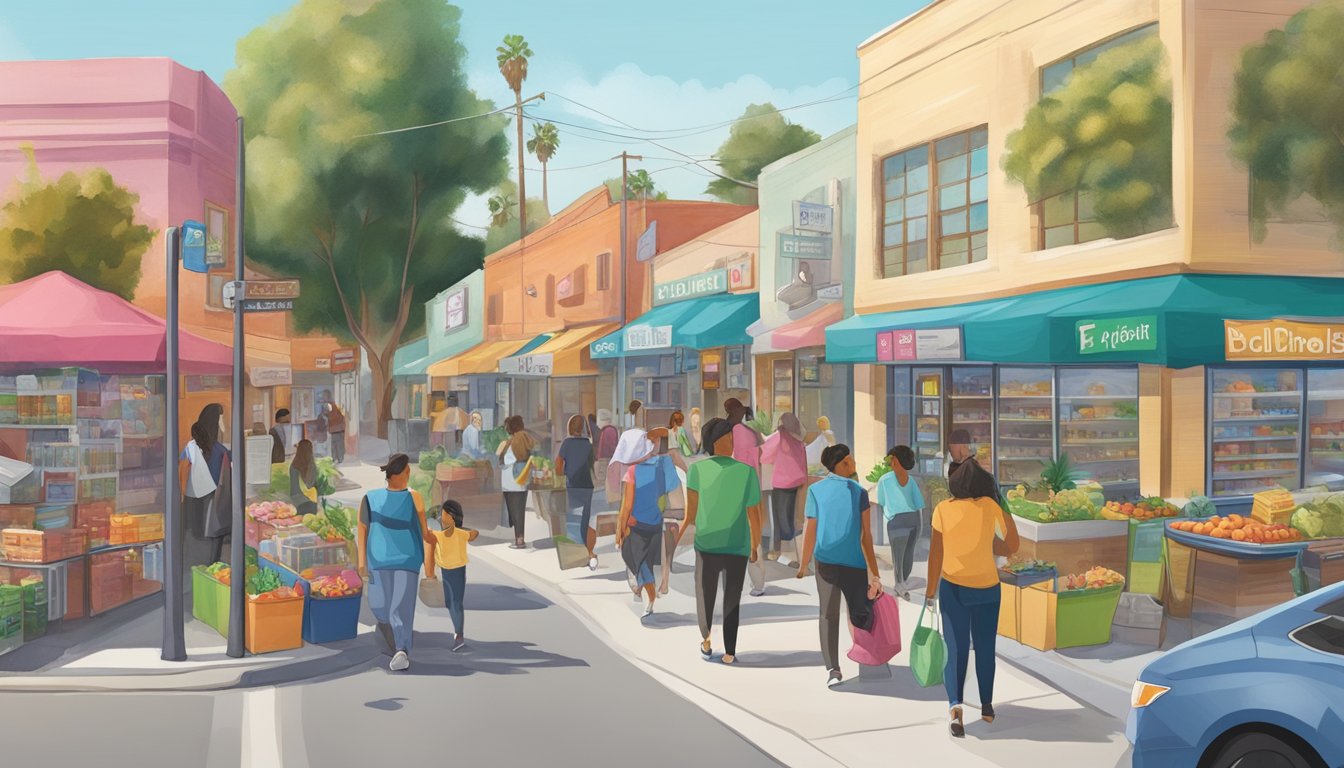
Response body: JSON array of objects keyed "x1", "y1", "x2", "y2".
[
  {"x1": 227, "y1": 117, "x2": 247, "y2": 658},
  {"x1": 615, "y1": 152, "x2": 641, "y2": 422},
  {"x1": 162, "y1": 227, "x2": 186, "y2": 662}
]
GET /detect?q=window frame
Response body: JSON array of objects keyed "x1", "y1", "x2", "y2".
[
  {"x1": 877, "y1": 124, "x2": 990, "y2": 279},
  {"x1": 596, "y1": 252, "x2": 612, "y2": 291}
]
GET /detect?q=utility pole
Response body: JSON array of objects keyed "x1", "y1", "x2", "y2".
[
  {"x1": 161, "y1": 226, "x2": 185, "y2": 662},
  {"x1": 515, "y1": 91, "x2": 526, "y2": 243},
  {"x1": 227, "y1": 117, "x2": 247, "y2": 659},
  {"x1": 613, "y1": 151, "x2": 642, "y2": 423}
]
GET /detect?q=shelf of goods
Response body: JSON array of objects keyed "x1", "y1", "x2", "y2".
[
  {"x1": 950, "y1": 369, "x2": 993, "y2": 465},
  {"x1": 1058, "y1": 369, "x2": 1140, "y2": 489},
  {"x1": 89, "y1": 542, "x2": 163, "y2": 616},
  {"x1": 996, "y1": 368, "x2": 1054, "y2": 485},
  {"x1": 1209, "y1": 370, "x2": 1302, "y2": 497},
  {"x1": 913, "y1": 371, "x2": 944, "y2": 477}
]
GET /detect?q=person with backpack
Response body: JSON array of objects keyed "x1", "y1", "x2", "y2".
[{"x1": 613, "y1": 428, "x2": 679, "y2": 618}]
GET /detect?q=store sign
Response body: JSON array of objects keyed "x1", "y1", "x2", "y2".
[
  {"x1": 779, "y1": 232, "x2": 831, "y2": 259},
  {"x1": 625, "y1": 324, "x2": 673, "y2": 351},
  {"x1": 636, "y1": 221, "x2": 658, "y2": 262},
  {"x1": 556, "y1": 272, "x2": 576, "y2": 301},
  {"x1": 875, "y1": 327, "x2": 963, "y2": 362},
  {"x1": 727, "y1": 254, "x2": 754, "y2": 291},
  {"x1": 444, "y1": 287, "x2": 468, "y2": 332},
  {"x1": 314, "y1": 357, "x2": 331, "y2": 370},
  {"x1": 499, "y1": 353, "x2": 554, "y2": 377},
  {"x1": 701, "y1": 349, "x2": 722, "y2": 390},
  {"x1": 331, "y1": 348, "x2": 358, "y2": 373},
  {"x1": 792, "y1": 201, "x2": 833, "y2": 234},
  {"x1": 1077, "y1": 315, "x2": 1158, "y2": 355},
  {"x1": 591, "y1": 338, "x2": 620, "y2": 357},
  {"x1": 654, "y1": 269, "x2": 727, "y2": 306},
  {"x1": 249, "y1": 367, "x2": 292, "y2": 387},
  {"x1": 1225, "y1": 319, "x2": 1344, "y2": 360}
]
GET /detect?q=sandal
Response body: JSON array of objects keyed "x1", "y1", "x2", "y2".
[
  {"x1": 700, "y1": 639, "x2": 713, "y2": 660},
  {"x1": 949, "y1": 706, "x2": 965, "y2": 738},
  {"x1": 721, "y1": 654, "x2": 736, "y2": 665},
  {"x1": 981, "y1": 704, "x2": 995, "y2": 723}
]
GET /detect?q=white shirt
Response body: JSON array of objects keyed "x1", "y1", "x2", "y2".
[{"x1": 500, "y1": 447, "x2": 528, "y2": 492}]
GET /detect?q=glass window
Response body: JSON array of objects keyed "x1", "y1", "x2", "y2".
[
  {"x1": 1306, "y1": 369, "x2": 1344, "y2": 488},
  {"x1": 878, "y1": 127, "x2": 988, "y2": 278},
  {"x1": 886, "y1": 366, "x2": 913, "y2": 471},
  {"x1": 1209, "y1": 368, "x2": 1302, "y2": 497},
  {"x1": 1290, "y1": 616, "x2": 1344, "y2": 656},
  {"x1": 997, "y1": 367, "x2": 1055, "y2": 485},
  {"x1": 596, "y1": 252, "x2": 612, "y2": 291},
  {"x1": 1059, "y1": 368, "x2": 1139, "y2": 491}
]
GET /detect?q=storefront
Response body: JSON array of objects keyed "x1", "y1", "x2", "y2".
[
  {"x1": 498, "y1": 325, "x2": 616, "y2": 450},
  {"x1": 829, "y1": 273, "x2": 1344, "y2": 502}
]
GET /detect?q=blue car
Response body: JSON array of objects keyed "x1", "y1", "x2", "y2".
[{"x1": 1128, "y1": 581, "x2": 1344, "y2": 768}]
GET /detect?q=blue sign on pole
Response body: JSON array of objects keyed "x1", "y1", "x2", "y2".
[{"x1": 181, "y1": 220, "x2": 208, "y2": 274}]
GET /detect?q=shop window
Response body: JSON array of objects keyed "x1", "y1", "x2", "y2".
[
  {"x1": 596, "y1": 252, "x2": 612, "y2": 291},
  {"x1": 1209, "y1": 368, "x2": 1302, "y2": 497},
  {"x1": 1058, "y1": 368, "x2": 1139, "y2": 489},
  {"x1": 1037, "y1": 24, "x2": 1158, "y2": 249},
  {"x1": 1305, "y1": 369, "x2": 1344, "y2": 489},
  {"x1": 487, "y1": 293, "x2": 502, "y2": 325},
  {"x1": 879, "y1": 125, "x2": 988, "y2": 278}
]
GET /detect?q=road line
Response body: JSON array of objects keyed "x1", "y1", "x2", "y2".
[{"x1": 242, "y1": 686, "x2": 290, "y2": 768}]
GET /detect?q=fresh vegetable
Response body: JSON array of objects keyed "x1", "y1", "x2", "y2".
[
  {"x1": 1292, "y1": 506, "x2": 1325, "y2": 539},
  {"x1": 1062, "y1": 566, "x2": 1124, "y2": 590},
  {"x1": 1039, "y1": 454, "x2": 1085, "y2": 494},
  {"x1": 246, "y1": 567, "x2": 283, "y2": 596},
  {"x1": 1101, "y1": 498, "x2": 1180, "y2": 521},
  {"x1": 419, "y1": 446, "x2": 449, "y2": 471},
  {"x1": 1183, "y1": 495, "x2": 1217, "y2": 518},
  {"x1": 315, "y1": 457, "x2": 341, "y2": 497},
  {"x1": 408, "y1": 467, "x2": 433, "y2": 499},
  {"x1": 481, "y1": 427, "x2": 508, "y2": 455},
  {"x1": 744, "y1": 409, "x2": 774, "y2": 436},
  {"x1": 1048, "y1": 488, "x2": 1098, "y2": 522},
  {"x1": 865, "y1": 458, "x2": 892, "y2": 484},
  {"x1": 310, "y1": 574, "x2": 360, "y2": 598},
  {"x1": 1003, "y1": 559, "x2": 1055, "y2": 574},
  {"x1": 205, "y1": 561, "x2": 229, "y2": 576},
  {"x1": 1008, "y1": 496, "x2": 1054, "y2": 522}
]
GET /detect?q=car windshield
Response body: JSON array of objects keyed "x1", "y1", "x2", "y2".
[{"x1": 1291, "y1": 616, "x2": 1344, "y2": 657}]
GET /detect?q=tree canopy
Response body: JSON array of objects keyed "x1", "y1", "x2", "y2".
[
  {"x1": 1003, "y1": 35, "x2": 1172, "y2": 240},
  {"x1": 706, "y1": 104, "x2": 820, "y2": 205},
  {"x1": 0, "y1": 147, "x2": 152, "y2": 300},
  {"x1": 604, "y1": 174, "x2": 667, "y2": 203},
  {"x1": 483, "y1": 180, "x2": 549, "y2": 254},
  {"x1": 1229, "y1": 2, "x2": 1344, "y2": 244},
  {"x1": 225, "y1": 0, "x2": 509, "y2": 435}
]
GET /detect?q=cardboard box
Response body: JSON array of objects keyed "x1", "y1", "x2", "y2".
[
  {"x1": 998, "y1": 582, "x2": 1021, "y2": 641},
  {"x1": 1019, "y1": 582, "x2": 1057, "y2": 651},
  {"x1": 0, "y1": 504, "x2": 36, "y2": 530}
]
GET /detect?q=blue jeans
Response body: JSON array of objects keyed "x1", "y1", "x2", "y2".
[
  {"x1": 440, "y1": 566, "x2": 466, "y2": 635},
  {"x1": 938, "y1": 581, "x2": 1000, "y2": 708},
  {"x1": 565, "y1": 488, "x2": 594, "y2": 544},
  {"x1": 367, "y1": 569, "x2": 418, "y2": 653}
]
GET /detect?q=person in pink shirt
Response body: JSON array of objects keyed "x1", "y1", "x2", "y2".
[
  {"x1": 761, "y1": 412, "x2": 808, "y2": 566},
  {"x1": 725, "y1": 398, "x2": 767, "y2": 595}
]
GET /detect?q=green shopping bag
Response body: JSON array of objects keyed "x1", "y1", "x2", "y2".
[{"x1": 910, "y1": 602, "x2": 946, "y2": 688}]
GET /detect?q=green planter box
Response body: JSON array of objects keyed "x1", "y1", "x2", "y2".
[
  {"x1": 191, "y1": 566, "x2": 230, "y2": 637},
  {"x1": 1055, "y1": 583, "x2": 1124, "y2": 649}
]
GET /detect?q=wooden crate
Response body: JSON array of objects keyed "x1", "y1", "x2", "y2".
[
  {"x1": 1190, "y1": 550, "x2": 1296, "y2": 622},
  {"x1": 1015, "y1": 535, "x2": 1129, "y2": 579}
]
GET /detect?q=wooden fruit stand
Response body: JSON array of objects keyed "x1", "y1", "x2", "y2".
[
  {"x1": 1162, "y1": 524, "x2": 1303, "y2": 631},
  {"x1": 1013, "y1": 518, "x2": 1130, "y2": 577}
]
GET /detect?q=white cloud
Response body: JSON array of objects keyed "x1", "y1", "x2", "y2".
[
  {"x1": 0, "y1": 21, "x2": 32, "y2": 59},
  {"x1": 451, "y1": 63, "x2": 856, "y2": 235}
]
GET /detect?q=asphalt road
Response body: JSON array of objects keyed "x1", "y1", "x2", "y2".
[{"x1": 0, "y1": 558, "x2": 783, "y2": 768}]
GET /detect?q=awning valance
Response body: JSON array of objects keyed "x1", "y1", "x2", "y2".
[
  {"x1": 427, "y1": 338, "x2": 530, "y2": 377},
  {"x1": 500, "y1": 324, "x2": 618, "y2": 376},
  {"x1": 590, "y1": 293, "x2": 760, "y2": 359},
  {"x1": 393, "y1": 338, "x2": 430, "y2": 377}
]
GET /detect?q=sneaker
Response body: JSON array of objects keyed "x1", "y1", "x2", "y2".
[
  {"x1": 643, "y1": 603, "x2": 654, "y2": 617},
  {"x1": 588, "y1": 556, "x2": 599, "y2": 571},
  {"x1": 749, "y1": 588, "x2": 766, "y2": 597},
  {"x1": 765, "y1": 552, "x2": 780, "y2": 561},
  {"x1": 389, "y1": 651, "x2": 410, "y2": 672},
  {"x1": 827, "y1": 669, "x2": 843, "y2": 688},
  {"x1": 950, "y1": 706, "x2": 965, "y2": 737},
  {"x1": 452, "y1": 636, "x2": 466, "y2": 652},
  {"x1": 375, "y1": 622, "x2": 395, "y2": 656}
]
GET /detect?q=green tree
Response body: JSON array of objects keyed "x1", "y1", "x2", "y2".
[
  {"x1": 225, "y1": 0, "x2": 509, "y2": 437},
  {"x1": 498, "y1": 34, "x2": 533, "y2": 242},
  {"x1": 1003, "y1": 36, "x2": 1173, "y2": 240},
  {"x1": 484, "y1": 180, "x2": 548, "y2": 254},
  {"x1": 706, "y1": 104, "x2": 820, "y2": 205},
  {"x1": 0, "y1": 147, "x2": 152, "y2": 300},
  {"x1": 603, "y1": 176, "x2": 667, "y2": 203},
  {"x1": 526, "y1": 122, "x2": 560, "y2": 211},
  {"x1": 626, "y1": 169, "x2": 657, "y2": 201},
  {"x1": 1229, "y1": 2, "x2": 1344, "y2": 244}
]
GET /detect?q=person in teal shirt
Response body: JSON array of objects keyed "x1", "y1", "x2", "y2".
[
  {"x1": 358, "y1": 454, "x2": 434, "y2": 672},
  {"x1": 677, "y1": 417, "x2": 761, "y2": 665},
  {"x1": 876, "y1": 445, "x2": 925, "y2": 600},
  {"x1": 796, "y1": 444, "x2": 882, "y2": 688}
]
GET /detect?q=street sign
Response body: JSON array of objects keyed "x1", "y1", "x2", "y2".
[
  {"x1": 331, "y1": 348, "x2": 358, "y2": 373},
  {"x1": 792, "y1": 201, "x2": 833, "y2": 234},
  {"x1": 636, "y1": 221, "x2": 658, "y2": 262},
  {"x1": 779, "y1": 232, "x2": 831, "y2": 259},
  {"x1": 244, "y1": 280, "x2": 300, "y2": 299},
  {"x1": 181, "y1": 220, "x2": 208, "y2": 273},
  {"x1": 241, "y1": 298, "x2": 294, "y2": 313}
]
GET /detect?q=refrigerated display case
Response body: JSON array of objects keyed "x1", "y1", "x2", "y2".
[
  {"x1": 913, "y1": 368, "x2": 944, "y2": 477},
  {"x1": 1059, "y1": 368, "x2": 1140, "y2": 492},
  {"x1": 1307, "y1": 369, "x2": 1344, "y2": 489},
  {"x1": 1208, "y1": 368, "x2": 1302, "y2": 497},
  {"x1": 950, "y1": 367, "x2": 994, "y2": 471},
  {"x1": 997, "y1": 367, "x2": 1055, "y2": 485}
]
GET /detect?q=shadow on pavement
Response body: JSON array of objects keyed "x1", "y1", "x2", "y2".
[
  {"x1": 637, "y1": 602, "x2": 817, "y2": 629},
  {"x1": 396, "y1": 636, "x2": 589, "y2": 678},
  {"x1": 364, "y1": 697, "x2": 407, "y2": 711},
  {"x1": 834, "y1": 670, "x2": 947, "y2": 701},
  {"x1": 967, "y1": 703, "x2": 1122, "y2": 743},
  {"x1": 462, "y1": 584, "x2": 550, "y2": 612},
  {"x1": 730, "y1": 650, "x2": 818, "y2": 669}
]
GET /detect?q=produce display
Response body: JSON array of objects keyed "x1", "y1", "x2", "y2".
[
  {"x1": 1289, "y1": 495, "x2": 1344, "y2": 540},
  {"x1": 310, "y1": 570, "x2": 362, "y2": 598},
  {"x1": 1100, "y1": 498, "x2": 1180, "y2": 521},
  {"x1": 1061, "y1": 566, "x2": 1125, "y2": 591},
  {"x1": 246, "y1": 567, "x2": 303, "y2": 601},
  {"x1": 315, "y1": 457, "x2": 341, "y2": 497},
  {"x1": 248, "y1": 500, "x2": 298, "y2": 523},
  {"x1": 1169, "y1": 514, "x2": 1304, "y2": 544},
  {"x1": 1004, "y1": 559, "x2": 1056, "y2": 574},
  {"x1": 1005, "y1": 484, "x2": 1099, "y2": 523},
  {"x1": 408, "y1": 467, "x2": 433, "y2": 499},
  {"x1": 1183, "y1": 495, "x2": 1217, "y2": 518},
  {"x1": 865, "y1": 458, "x2": 891, "y2": 484},
  {"x1": 205, "y1": 561, "x2": 231, "y2": 586},
  {"x1": 481, "y1": 427, "x2": 508, "y2": 455},
  {"x1": 303, "y1": 502, "x2": 355, "y2": 543}
]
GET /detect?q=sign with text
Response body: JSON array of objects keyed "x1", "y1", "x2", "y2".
[
  {"x1": 181, "y1": 220, "x2": 208, "y2": 273},
  {"x1": 1077, "y1": 315, "x2": 1158, "y2": 355},
  {"x1": 625, "y1": 324, "x2": 673, "y2": 352},
  {"x1": 556, "y1": 272, "x2": 576, "y2": 301},
  {"x1": 314, "y1": 357, "x2": 331, "y2": 370},
  {"x1": 249, "y1": 366, "x2": 292, "y2": 387},
  {"x1": 792, "y1": 201, "x2": 833, "y2": 234},
  {"x1": 875, "y1": 327, "x2": 963, "y2": 362},
  {"x1": 727, "y1": 254, "x2": 754, "y2": 291},
  {"x1": 499, "y1": 353, "x2": 554, "y2": 377},
  {"x1": 701, "y1": 349, "x2": 722, "y2": 390},
  {"x1": 636, "y1": 221, "x2": 658, "y2": 262},
  {"x1": 241, "y1": 298, "x2": 294, "y2": 313},
  {"x1": 443, "y1": 286, "x2": 467, "y2": 332},
  {"x1": 654, "y1": 269, "x2": 727, "y2": 306},
  {"x1": 1225, "y1": 319, "x2": 1344, "y2": 361},
  {"x1": 331, "y1": 348, "x2": 358, "y2": 373},
  {"x1": 779, "y1": 232, "x2": 831, "y2": 260},
  {"x1": 245, "y1": 436, "x2": 274, "y2": 486},
  {"x1": 245, "y1": 280, "x2": 300, "y2": 299}
]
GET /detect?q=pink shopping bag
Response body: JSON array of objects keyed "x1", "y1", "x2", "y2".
[{"x1": 848, "y1": 592, "x2": 903, "y2": 666}]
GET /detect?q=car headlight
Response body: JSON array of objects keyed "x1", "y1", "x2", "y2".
[{"x1": 1131, "y1": 680, "x2": 1170, "y2": 708}]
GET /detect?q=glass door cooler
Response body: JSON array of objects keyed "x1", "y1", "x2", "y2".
[
  {"x1": 1208, "y1": 368, "x2": 1302, "y2": 497},
  {"x1": 913, "y1": 368, "x2": 944, "y2": 477},
  {"x1": 1058, "y1": 368, "x2": 1140, "y2": 494},
  {"x1": 996, "y1": 367, "x2": 1055, "y2": 485}
]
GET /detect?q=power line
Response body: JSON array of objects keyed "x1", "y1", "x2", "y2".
[
  {"x1": 545, "y1": 89, "x2": 858, "y2": 137},
  {"x1": 351, "y1": 103, "x2": 513, "y2": 138}
]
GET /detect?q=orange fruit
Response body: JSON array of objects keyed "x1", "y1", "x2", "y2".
[
  {"x1": 1231, "y1": 529, "x2": 1246, "y2": 541},
  {"x1": 1211, "y1": 528, "x2": 1229, "y2": 539}
]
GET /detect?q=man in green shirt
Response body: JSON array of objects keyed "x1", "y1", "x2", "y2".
[{"x1": 677, "y1": 417, "x2": 762, "y2": 665}]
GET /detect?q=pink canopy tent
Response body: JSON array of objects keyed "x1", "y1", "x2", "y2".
[{"x1": 0, "y1": 271, "x2": 233, "y2": 374}]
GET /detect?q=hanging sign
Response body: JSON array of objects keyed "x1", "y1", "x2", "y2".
[
  {"x1": 331, "y1": 348, "x2": 358, "y2": 373},
  {"x1": 249, "y1": 367, "x2": 292, "y2": 387},
  {"x1": 625, "y1": 324, "x2": 673, "y2": 351},
  {"x1": 1077, "y1": 315, "x2": 1158, "y2": 355},
  {"x1": 779, "y1": 232, "x2": 830, "y2": 259},
  {"x1": 727, "y1": 254, "x2": 755, "y2": 291},
  {"x1": 636, "y1": 221, "x2": 658, "y2": 262},
  {"x1": 443, "y1": 286, "x2": 467, "y2": 331},
  {"x1": 1225, "y1": 319, "x2": 1344, "y2": 361},
  {"x1": 792, "y1": 201, "x2": 833, "y2": 234}
]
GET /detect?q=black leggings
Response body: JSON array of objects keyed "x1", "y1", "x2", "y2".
[
  {"x1": 816, "y1": 561, "x2": 875, "y2": 671},
  {"x1": 503, "y1": 491, "x2": 528, "y2": 540},
  {"x1": 769, "y1": 487, "x2": 800, "y2": 551},
  {"x1": 696, "y1": 551, "x2": 748, "y2": 656}
]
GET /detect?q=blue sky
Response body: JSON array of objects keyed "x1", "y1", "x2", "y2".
[{"x1": 0, "y1": 0, "x2": 930, "y2": 228}]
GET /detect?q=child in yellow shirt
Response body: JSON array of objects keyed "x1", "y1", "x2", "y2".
[{"x1": 427, "y1": 500, "x2": 478, "y2": 651}]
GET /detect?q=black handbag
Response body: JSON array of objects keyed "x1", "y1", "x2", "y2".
[{"x1": 203, "y1": 458, "x2": 234, "y2": 539}]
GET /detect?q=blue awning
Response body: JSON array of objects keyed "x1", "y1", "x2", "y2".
[
  {"x1": 590, "y1": 293, "x2": 760, "y2": 358},
  {"x1": 392, "y1": 337, "x2": 430, "y2": 377}
]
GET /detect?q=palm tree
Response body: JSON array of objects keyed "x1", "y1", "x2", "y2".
[
  {"x1": 626, "y1": 169, "x2": 656, "y2": 201},
  {"x1": 526, "y1": 122, "x2": 560, "y2": 211},
  {"x1": 488, "y1": 194, "x2": 515, "y2": 228},
  {"x1": 497, "y1": 34, "x2": 533, "y2": 241}
]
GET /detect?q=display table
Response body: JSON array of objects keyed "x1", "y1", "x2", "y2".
[
  {"x1": 1163, "y1": 525, "x2": 1303, "y2": 627},
  {"x1": 1013, "y1": 518, "x2": 1130, "y2": 577}
]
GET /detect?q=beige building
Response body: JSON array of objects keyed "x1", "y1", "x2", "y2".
[{"x1": 844, "y1": 0, "x2": 1344, "y2": 501}]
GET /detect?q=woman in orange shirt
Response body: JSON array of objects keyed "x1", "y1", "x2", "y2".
[{"x1": 926, "y1": 459, "x2": 1019, "y2": 737}]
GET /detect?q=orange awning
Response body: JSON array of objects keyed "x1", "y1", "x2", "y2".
[
  {"x1": 427, "y1": 338, "x2": 529, "y2": 377},
  {"x1": 499, "y1": 324, "x2": 617, "y2": 377}
]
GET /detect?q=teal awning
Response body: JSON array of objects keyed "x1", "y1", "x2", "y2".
[
  {"x1": 826, "y1": 274, "x2": 1344, "y2": 369},
  {"x1": 590, "y1": 293, "x2": 761, "y2": 359},
  {"x1": 392, "y1": 337, "x2": 430, "y2": 377}
]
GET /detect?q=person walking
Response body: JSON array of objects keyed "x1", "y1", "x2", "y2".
[
  {"x1": 498, "y1": 415, "x2": 537, "y2": 550},
  {"x1": 178, "y1": 403, "x2": 231, "y2": 569},
  {"x1": 426, "y1": 499, "x2": 478, "y2": 652},
  {"x1": 357, "y1": 453, "x2": 435, "y2": 672},
  {"x1": 677, "y1": 417, "x2": 761, "y2": 665},
  {"x1": 324, "y1": 402, "x2": 346, "y2": 464},
  {"x1": 556, "y1": 415, "x2": 599, "y2": 570},
  {"x1": 927, "y1": 459, "x2": 1020, "y2": 736},
  {"x1": 269, "y1": 408, "x2": 291, "y2": 464},
  {"x1": 724, "y1": 398, "x2": 767, "y2": 596},
  {"x1": 877, "y1": 445, "x2": 925, "y2": 599},
  {"x1": 289, "y1": 439, "x2": 320, "y2": 516},
  {"x1": 761, "y1": 412, "x2": 808, "y2": 566},
  {"x1": 796, "y1": 444, "x2": 882, "y2": 689},
  {"x1": 614, "y1": 428, "x2": 678, "y2": 617}
]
